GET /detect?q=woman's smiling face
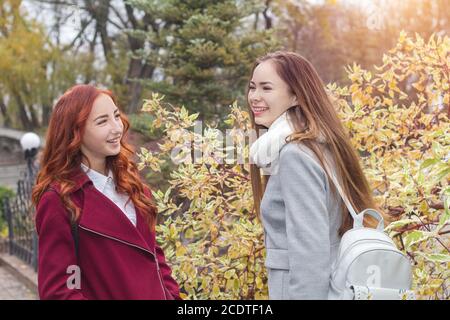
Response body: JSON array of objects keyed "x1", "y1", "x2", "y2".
[
  {"x1": 248, "y1": 60, "x2": 298, "y2": 128},
  {"x1": 80, "y1": 93, "x2": 124, "y2": 167}
]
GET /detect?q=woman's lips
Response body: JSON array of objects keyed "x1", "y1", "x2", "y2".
[
  {"x1": 107, "y1": 137, "x2": 120, "y2": 145},
  {"x1": 252, "y1": 106, "x2": 269, "y2": 116}
]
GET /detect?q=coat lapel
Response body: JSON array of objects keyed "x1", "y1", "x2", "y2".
[
  {"x1": 59, "y1": 166, "x2": 157, "y2": 256},
  {"x1": 78, "y1": 182, "x2": 155, "y2": 256}
]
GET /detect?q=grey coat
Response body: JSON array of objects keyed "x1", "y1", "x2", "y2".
[{"x1": 260, "y1": 142, "x2": 343, "y2": 300}]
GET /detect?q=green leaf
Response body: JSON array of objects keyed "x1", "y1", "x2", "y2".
[
  {"x1": 420, "y1": 158, "x2": 440, "y2": 170},
  {"x1": 226, "y1": 279, "x2": 234, "y2": 290},
  {"x1": 224, "y1": 118, "x2": 234, "y2": 126},
  {"x1": 234, "y1": 278, "x2": 240, "y2": 291},
  {"x1": 404, "y1": 230, "x2": 434, "y2": 248},
  {"x1": 443, "y1": 186, "x2": 450, "y2": 197},
  {"x1": 189, "y1": 113, "x2": 199, "y2": 121},
  {"x1": 224, "y1": 269, "x2": 236, "y2": 279},
  {"x1": 436, "y1": 167, "x2": 450, "y2": 181},
  {"x1": 385, "y1": 218, "x2": 418, "y2": 232},
  {"x1": 439, "y1": 195, "x2": 450, "y2": 227},
  {"x1": 164, "y1": 188, "x2": 171, "y2": 203},
  {"x1": 184, "y1": 228, "x2": 194, "y2": 239},
  {"x1": 212, "y1": 283, "x2": 220, "y2": 296},
  {"x1": 417, "y1": 253, "x2": 450, "y2": 263}
]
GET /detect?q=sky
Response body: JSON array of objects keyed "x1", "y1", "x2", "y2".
[{"x1": 22, "y1": 0, "x2": 383, "y2": 46}]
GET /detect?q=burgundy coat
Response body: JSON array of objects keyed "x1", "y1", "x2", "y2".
[{"x1": 35, "y1": 168, "x2": 181, "y2": 300}]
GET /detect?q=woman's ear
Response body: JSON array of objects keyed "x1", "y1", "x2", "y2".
[{"x1": 291, "y1": 95, "x2": 299, "y2": 106}]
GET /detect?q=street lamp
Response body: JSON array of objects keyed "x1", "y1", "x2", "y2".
[{"x1": 20, "y1": 132, "x2": 41, "y2": 180}]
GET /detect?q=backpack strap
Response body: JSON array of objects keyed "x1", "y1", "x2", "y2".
[
  {"x1": 323, "y1": 160, "x2": 384, "y2": 231},
  {"x1": 71, "y1": 219, "x2": 79, "y2": 260}
]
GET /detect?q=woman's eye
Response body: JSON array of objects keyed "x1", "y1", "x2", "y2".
[
  {"x1": 263, "y1": 87, "x2": 272, "y2": 90},
  {"x1": 115, "y1": 114, "x2": 120, "y2": 118}
]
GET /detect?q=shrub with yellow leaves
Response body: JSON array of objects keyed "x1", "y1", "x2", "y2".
[
  {"x1": 138, "y1": 32, "x2": 449, "y2": 300},
  {"x1": 139, "y1": 96, "x2": 266, "y2": 299},
  {"x1": 328, "y1": 31, "x2": 449, "y2": 300}
]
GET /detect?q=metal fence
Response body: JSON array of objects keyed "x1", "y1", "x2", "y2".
[{"x1": 1, "y1": 168, "x2": 38, "y2": 271}]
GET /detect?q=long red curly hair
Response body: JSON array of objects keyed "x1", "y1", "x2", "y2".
[{"x1": 31, "y1": 84, "x2": 157, "y2": 229}]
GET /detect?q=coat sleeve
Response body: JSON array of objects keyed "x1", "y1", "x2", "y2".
[
  {"x1": 155, "y1": 244, "x2": 182, "y2": 300},
  {"x1": 35, "y1": 191, "x2": 87, "y2": 300},
  {"x1": 278, "y1": 144, "x2": 332, "y2": 299},
  {"x1": 143, "y1": 185, "x2": 182, "y2": 300}
]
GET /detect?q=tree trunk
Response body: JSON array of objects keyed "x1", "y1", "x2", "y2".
[
  {"x1": 29, "y1": 104, "x2": 40, "y2": 128},
  {"x1": 14, "y1": 94, "x2": 33, "y2": 130},
  {"x1": 0, "y1": 99, "x2": 12, "y2": 127},
  {"x1": 262, "y1": 0, "x2": 273, "y2": 30},
  {"x1": 42, "y1": 104, "x2": 51, "y2": 127},
  {"x1": 126, "y1": 61, "x2": 155, "y2": 114},
  {"x1": 124, "y1": 5, "x2": 158, "y2": 114},
  {"x1": 84, "y1": 0, "x2": 112, "y2": 61}
]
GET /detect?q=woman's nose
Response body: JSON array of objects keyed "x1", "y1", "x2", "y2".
[
  {"x1": 249, "y1": 90, "x2": 260, "y2": 103},
  {"x1": 112, "y1": 119, "x2": 123, "y2": 133}
]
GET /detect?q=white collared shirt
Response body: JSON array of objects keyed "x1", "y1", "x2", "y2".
[{"x1": 81, "y1": 163, "x2": 137, "y2": 226}]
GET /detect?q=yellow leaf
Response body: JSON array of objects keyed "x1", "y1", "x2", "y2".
[
  {"x1": 226, "y1": 279, "x2": 234, "y2": 291},
  {"x1": 255, "y1": 276, "x2": 263, "y2": 289},
  {"x1": 179, "y1": 293, "x2": 188, "y2": 299},
  {"x1": 412, "y1": 82, "x2": 425, "y2": 92},
  {"x1": 185, "y1": 228, "x2": 194, "y2": 239},
  {"x1": 212, "y1": 283, "x2": 220, "y2": 296},
  {"x1": 176, "y1": 243, "x2": 187, "y2": 256}
]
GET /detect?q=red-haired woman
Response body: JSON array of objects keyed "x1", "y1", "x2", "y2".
[{"x1": 32, "y1": 84, "x2": 181, "y2": 300}]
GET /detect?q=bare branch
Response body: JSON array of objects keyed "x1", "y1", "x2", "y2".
[
  {"x1": 34, "y1": 0, "x2": 88, "y2": 11},
  {"x1": 61, "y1": 16, "x2": 95, "y2": 51},
  {"x1": 109, "y1": 3, "x2": 129, "y2": 29}
]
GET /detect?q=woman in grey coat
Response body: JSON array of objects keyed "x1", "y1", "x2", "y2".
[{"x1": 247, "y1": 51, "x2": 379, "y2": 299}]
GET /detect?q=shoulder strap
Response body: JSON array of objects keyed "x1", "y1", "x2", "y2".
[
  {"x1": 322, "y1": 159, "x2": 384, "y2": 230},
  {"x1": 322, "y1": 161, "x2": 359, "y2": 219}
]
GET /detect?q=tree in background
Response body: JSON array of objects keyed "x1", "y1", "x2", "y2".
[
  {"x1": 30, "y1": 0, "x2": 276, "y2": 118},
  {"x1": 128, "y1": 0, "x2": 277, "y2": 123},
  {"x1": 271, "y1": 0, "x2": 450, "y2": 85},
  {"x1": 375, "y1": 0, "x2": 450, "y2": 40},
  {"x1": 0, "y1": 0, "x2": 52, "y2": 129},
  {"x1": 0, "y1": 0, "x2": 105, "y2": 129},
  {"x1": 29, "y1": 0, "x2": 157, "y2": 113}
]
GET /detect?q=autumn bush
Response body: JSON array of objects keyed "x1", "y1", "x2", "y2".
[{"x1": 138, "y1": 32, "x2": 449, "y2": 300}]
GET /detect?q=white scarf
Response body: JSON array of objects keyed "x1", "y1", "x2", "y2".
[
  {"x1": 249, "y1": 111, "x2": 326, "y2": 175},
  {"x1": 250, "y1": 112, "x2": 370, "y2": 225}
]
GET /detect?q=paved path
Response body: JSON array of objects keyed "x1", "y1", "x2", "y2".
[{"x1": 0, "y1": 265, "x2": 37, "y2": 300}]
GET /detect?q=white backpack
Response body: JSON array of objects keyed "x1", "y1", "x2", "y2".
[{"x1": 326, "y1": 164, "x2": 415, "y2": 300}]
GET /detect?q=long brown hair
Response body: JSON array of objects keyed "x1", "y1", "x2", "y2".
[
  {"x1": 32, "y1": 84, "x2": 157, "y2": 229},
  {"x1": 248, "y1": 51, "x2": 383, "y2": 235}
]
